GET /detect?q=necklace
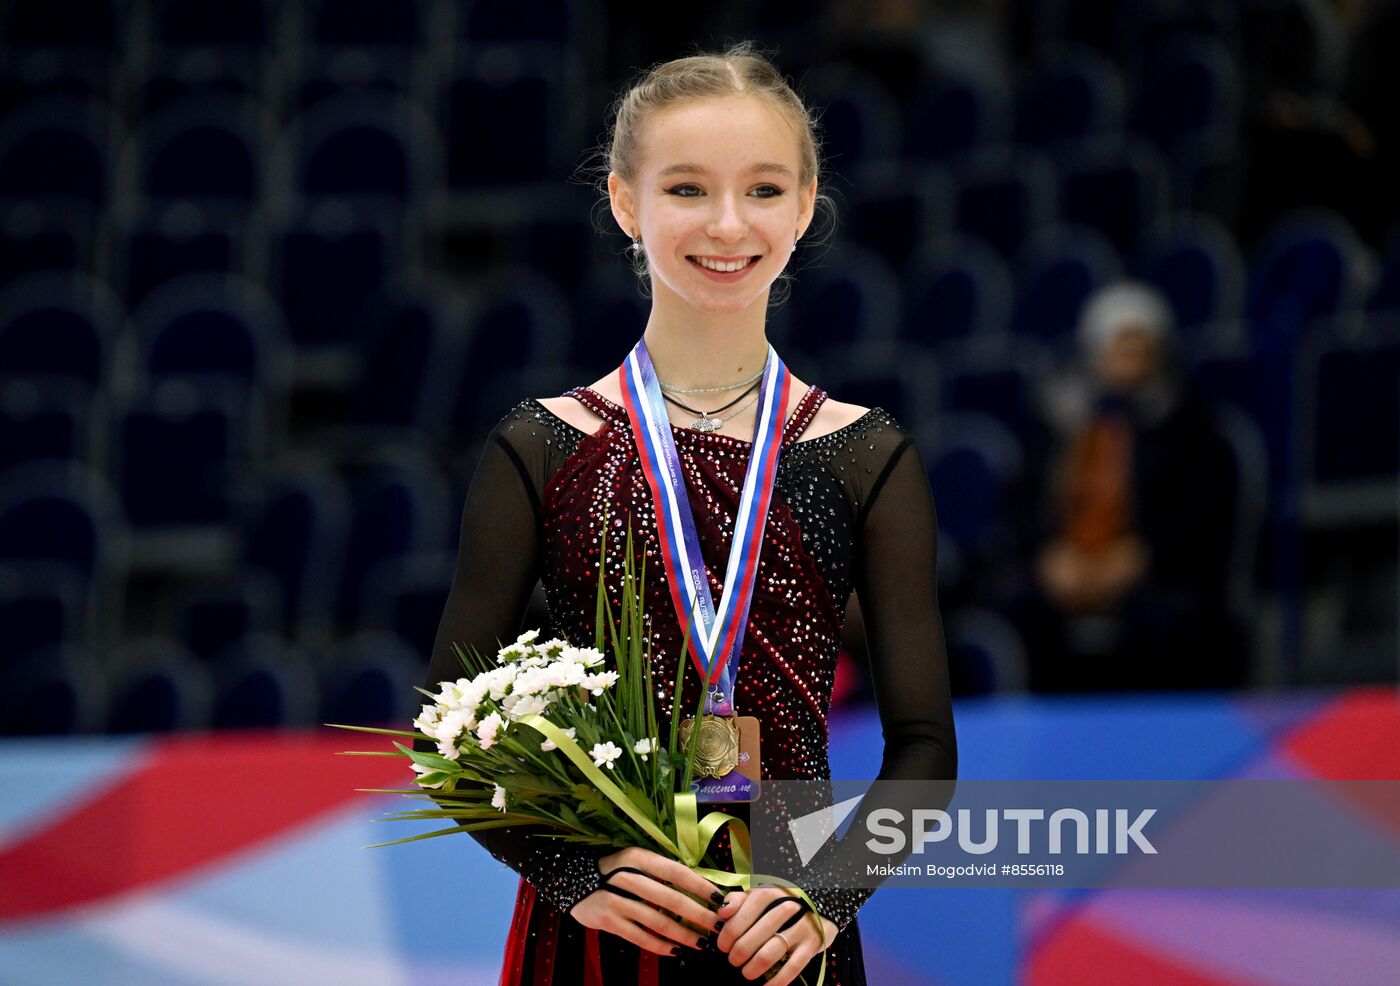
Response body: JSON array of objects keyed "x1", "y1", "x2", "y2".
[
  {"x1": 663, "y1": 381, "x2": 761, "y2": 432},
  {"x1": 658, "y1": 366, "x2": 765, "y2": 395}
]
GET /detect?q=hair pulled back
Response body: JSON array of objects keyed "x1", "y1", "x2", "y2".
[{"x1": 606, "y1": 41, "x2": 822, "y2": 188}]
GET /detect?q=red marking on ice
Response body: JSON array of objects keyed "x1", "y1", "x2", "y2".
[{"x1": 0, "y1": 729, "x2": 406, "y2": 923}]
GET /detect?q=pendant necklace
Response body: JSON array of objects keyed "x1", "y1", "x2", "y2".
[{"x1": 662, "y1": 379, "x2": 761, "y2": 432}]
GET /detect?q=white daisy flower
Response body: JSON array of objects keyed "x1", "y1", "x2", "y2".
[
  {"x1": 476, "y1": 711, "x2": 505, "y2": 749},
  {"x1": 590, "y1": 741, "x2": 623, "y2": 770}
]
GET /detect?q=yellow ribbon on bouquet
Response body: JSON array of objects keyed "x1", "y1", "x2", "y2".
[{"x1": 519, "y1": 715, "x2": 828, "y2": 985}]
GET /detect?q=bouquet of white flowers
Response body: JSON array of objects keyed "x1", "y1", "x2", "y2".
[
  {"x1": 331, "y1": 528, "x2": 722, "y2": 863},
  {"x1": 331, "y1": 527, "x2": 826, "y2": 982}
]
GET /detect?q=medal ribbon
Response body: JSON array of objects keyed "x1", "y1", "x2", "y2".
[{"x1": 620, "y1": 339, "x2": 791, "y2": 715}]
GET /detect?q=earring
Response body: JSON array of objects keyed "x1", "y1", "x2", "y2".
[{"x1": 630, "y1": 232, "x2": 643, "y2": 254}]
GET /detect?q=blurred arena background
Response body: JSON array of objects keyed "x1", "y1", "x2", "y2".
[{"x1": 0, "y1": 1, "x2": 1397, "y2": 984}]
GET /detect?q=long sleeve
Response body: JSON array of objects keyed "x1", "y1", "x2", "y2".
[
  {"x1": 420, "y1": 423, "x2": 610, "y2": 913},
  {"x1": 801, "y1": 434, "x2": 959, "y2": 928}
]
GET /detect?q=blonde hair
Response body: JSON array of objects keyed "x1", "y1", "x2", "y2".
[
  {"x1": 606, "y1": 41, "x2": 822, "y2": 187},
  {"x1": 590, "y1": 42, "x2": 835, "y2": 300}
]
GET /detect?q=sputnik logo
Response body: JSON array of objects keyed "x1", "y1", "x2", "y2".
[{"x1": 787, "y1": 795, "x2": 865, "y2": 866}]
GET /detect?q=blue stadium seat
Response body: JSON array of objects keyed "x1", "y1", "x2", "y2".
[
  {"x1": 905, "y1": 64, "x2": 1011, "y2": 160},
  {"x1": 1011, "y1": 225, "x2": 1122, "y2": 347},
  {"x1": 441, "y1": 53, "x2": 582, "y2": 188},
  {"x1": 305, "y1": 0, "x2": 426, "y2": 49},
  {"x1": 946, "y1": 608, "x2": 1029, "y2": 694},
  {"x1": 1133, "y1": 213, "x2": 1245, "y2": 343},
  {"x1": 572, "y1": 273, "x2": 649, "y2": 367},
  {"x1": 164, "y1": 575, "x2": 281, "y2": 662},
  {"x1": 111, "y1": 381, "x2": 253, "y2": 545},
  {"x1": 361, "y1": 551, "x2": 455, "y2": 658},
  {"x1": 902, "y1": 235, "x2": 1013, "y2": 347},
  {"x1": 334, "y1": 450, "x2": 452, "y2": 630},
  {"x1": 1213, "y1": 404, "x2": 1268, "y2": 631},
  {"x1": 0, "y1": 202, "x2": 96, "y2": 286},
  {"x1": 1014, "y1": 46, "x2": 1125, "y2": 148},
  {"x1": 0, "y1": 645, "x2": 106, "y2": 736},
  {"x1": 0, "y1": 96, "x2": 114, "y2": 206},
  {"x1": 921, "y1": 413, "x2": 1024, "y2": 582},
  {"x1": 939, "y1": 341, "x2": 1053, "y2": 447},
  {"x1": 1056, "y1": 137, "x2": 1170, "y2": 255},
  {"x1": 288, "y1": 94, "x2": 437, "y2": 203},
  {"x1": 292, "y1": 52, "x2": 418, "y2": 114},
  {"x1": 123, "y1": 272, "x2": 289, "y2": 394},
  {"x1": 269, "y1": 207, "x2": 394, "y2": 382},
  {"x1": 818, "y1": 343, "x2": 939, "y2": 427},
  {"x1": 212, "y1": 637, "x2": 318, "y2": 728},
  {"x1": 0, "y1": 380, "x2": 91, "y2": 471},
  {"x1": 848, "y1": 162, "x2": 952, "y2": 268},
  {"x1": 147, "y1": 0, "x2": 272, "y2": 49},
  {"x1": 1035, "y1": 0, "x2": 1145, "y2": 62},
  {"x1": 1132, "y1": 36, "x2": 1242, "y2": 154},
  {"x1": 801, "y1": 66, "x2": 900, "y2": 172},
  {"x1": 449, "y1": 269, "x2": 572, "y2": 435},
  {"x1": 116, "y1": 205, "x2": 247, "y2": 305},
  {"x1": 347, "y1": 281, "x2": 465, "y2": 433},
  {"x1": 0, "y1": 272, "x2": 119, "y2": 393},
  {"x1": 0, "y1": 461, "x2": 120, "y2": 583},
  {"x1": 0, "y1": 0, "x2": 116, "y2": 50},
  {"x1": 105, "y1": 640, "x2": 214, "y2": 733},
  {"x1": 951, "y1": 147, "x2": 1056, "y2": 259},
  {"x1": 1189, "y1": 348, "x2": 1293, "y2": 495},
  {"x1": 521, "y1": 214, "x2": 603, "y2": 298},
  {"x1": 459, "y1": 0, "x2": 583, "y2": 47},
  {"x1": 241, "y1": 457, "x2": 351, "y2": 640},
  {"x1": 1299, "y1": 333, "x2": 1400, "y2": 520},
  {"x1": 0, "y1": 564, "x2": 84, "y2": 671},
  {"x1": 783, "y1": 243, "x2": 899, "y2": 362},
  {"x1": 1246, "y1": 210, "x2": 1371, "y2": 350},
  {"x1": 131, "y1": 97, "x2": 266, "y2": 206},
  {"x1": 1367, "y1": 226, "x2": 1400, "y2": 313},
  {"x1": 0, "y1": 55, "x2": 107, "y2": 122},
  {"x1": 319, "y1": 631, "x2": 424, "y2": 726}
]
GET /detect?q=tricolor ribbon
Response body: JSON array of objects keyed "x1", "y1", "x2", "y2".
[{"x1": 619, "y1": 339, "x2": 791, "y2": 716}]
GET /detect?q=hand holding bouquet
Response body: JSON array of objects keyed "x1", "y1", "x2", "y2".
[{"x1": 331, "y1": 529, "x2": 826, "y2": 983}]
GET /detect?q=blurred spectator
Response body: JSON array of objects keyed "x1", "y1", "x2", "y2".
[{"x1": 1009, "y1": 282, "x2": 1246, "y2": 692}]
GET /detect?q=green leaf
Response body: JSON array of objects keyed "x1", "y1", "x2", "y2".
[
  {"x1": 326, "y1": 724, "x2": 427, "y2": 740},
  {"x1": 393, "y1": 741, "x2": 458, "y2": 772}
]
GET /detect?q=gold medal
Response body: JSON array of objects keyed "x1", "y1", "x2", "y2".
[{"x1": 678, "y1": 714, "x2": 742, "y2": 778}]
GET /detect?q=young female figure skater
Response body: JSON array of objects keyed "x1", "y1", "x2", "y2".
[{"x1": 426, "y1": 43, "x2": 956, "y2": 986}]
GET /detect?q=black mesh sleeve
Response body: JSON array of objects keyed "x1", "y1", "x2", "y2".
[
  {"x1": 801, "y1": 432, "x2": 959, "y2": 928},
  {"x1": 420, "y1": 416, "x2": 611, "y2": 914}
]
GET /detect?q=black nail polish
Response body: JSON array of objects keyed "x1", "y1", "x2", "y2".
[
  {"x1": 670, "y1": 945, "x2": 680, "y2": 956},
  {"x1": 710, "y1": 891, "x2": 725, "y2": 904},
  {"x1": 696, "y1": 936, "x2": 707, "y2": 948},
  {"x1": 714, "y1": 920, "x2": 725, "y2": 931}
]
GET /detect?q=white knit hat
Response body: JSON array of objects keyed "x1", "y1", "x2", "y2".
[{"x1": 1077, "y1": 280, "x2": 1175, "y2": 357}]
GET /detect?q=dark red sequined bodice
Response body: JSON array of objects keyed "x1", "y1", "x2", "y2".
[{"x1": 540, "y1": 385, "x2": 839, "y2": 781}]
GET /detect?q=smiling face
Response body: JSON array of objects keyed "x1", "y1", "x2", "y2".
[{"x1": 609, "y1": 94, "x2": 818, "y2": 315}]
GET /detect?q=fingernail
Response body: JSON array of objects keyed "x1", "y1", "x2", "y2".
[
  {"x1": 710, "y1": 891, "x2": 725, "y2": 904},
  {"x1": 670, "y1": 945, "x2": 680, "y2": 956},
  {"x1": 696, "y1": 936, "x2": 707, "y2": 948},
  {"x1": 714, "y1": 919, "x2": 725, "y2": 931}
]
